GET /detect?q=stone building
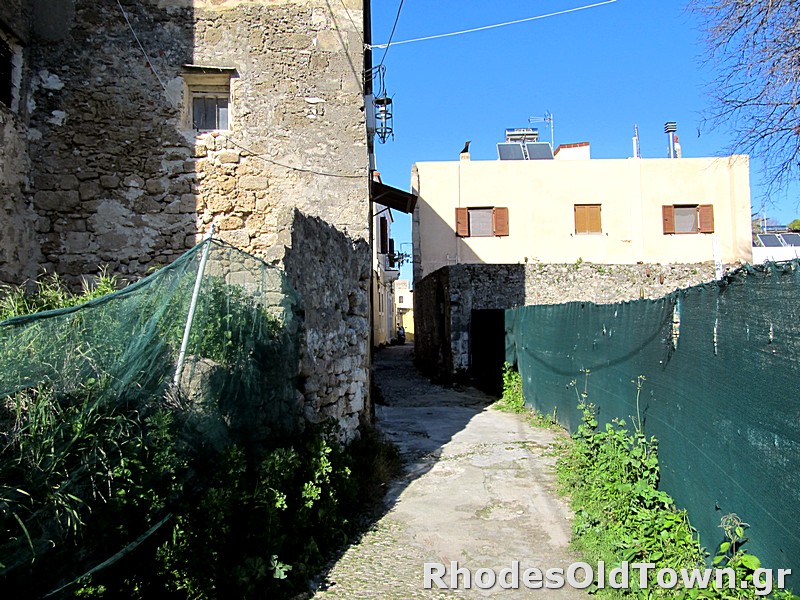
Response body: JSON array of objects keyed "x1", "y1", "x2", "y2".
[{"x1": 0, "y1": 0, "x2": 373, "y2": 439}]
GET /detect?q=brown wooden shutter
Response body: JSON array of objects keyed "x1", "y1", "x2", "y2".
[
  {"x1": 493, "y1": 207, "x2": 509, "y2": 236},
  {"x1": 574, "y1": 205, "x2": 587, "y2": 233},
  {"x1": 379, "y1": 216, "x2": 388, "y2": 253},
  {"x1": 388, "y1": 238, "x2": 395, "y2": 266},
  {"x1": 588, "y1": 205, "x2": 601, "y2": 233},
  {"x1": 455, "y1": 207, "x2": 469, "y2": 237},
  {"x1": 698, "y1": 204, "x2": 714, "y2": 233},
  {"x1": 662, "y1": 205, "x2": 675, "y2": 234}
]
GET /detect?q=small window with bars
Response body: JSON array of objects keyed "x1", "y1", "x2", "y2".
[
  {"x1": 182, "y1": 67, "x2": 235, "y2": 132},
  {"x1": 192, "y1": 95, "x2": 229, "y2": 131}
]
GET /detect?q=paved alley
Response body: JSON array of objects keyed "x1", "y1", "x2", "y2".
[{"x1": 314, "y1": 344, "x2": 589, "y2": 599}]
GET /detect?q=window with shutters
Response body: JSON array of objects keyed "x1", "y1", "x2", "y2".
[
  {"x1": 662, "y1": 204, "x2": 714, "y2": 234},
  {"x1": 182, "y1": 68, "x2": 235, "y2": 132},
  {"x1": 574, "y1": 204, "x2": 602, "y2": 234},
  {"x1": 378, "y1": 216, "x2": 389, "y2": 254},
  {"x1": 455, "y1": 207, "x2": 509, "y2": 237}
]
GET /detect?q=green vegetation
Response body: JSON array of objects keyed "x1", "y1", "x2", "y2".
[
  {"x1": 0, "y1": 271, "x2": 119, "y2": 321},
  {"x1": 556, "y1": 372, "x2": 797, "y2": 599},
  {"x1": 493, "y1": 363, "x2": 525, "y2": 413},
  {"x1": 497, "y1": 364, "x2": 796, "y2": 598},
  {"x1": 72, "y1": 424, "x2": 400, "y2": 599},
  {"x1": 493, "y1": 363, "x2": 560, "y2": 429},
  {"x1": 788, "y1": 219, "x2": 800, "y2": 232},
  {"x1": 0, "y1": 265, "x2": 401, "y2": 598}
]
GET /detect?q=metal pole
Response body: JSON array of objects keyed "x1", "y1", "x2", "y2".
[{"x1": 174, "y1": 224, "x2": 215, "y2": 386}]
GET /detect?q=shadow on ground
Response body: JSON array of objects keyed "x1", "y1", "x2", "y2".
[{"x1": 309, "y1": 344, "x2": 587, "y2": 599}]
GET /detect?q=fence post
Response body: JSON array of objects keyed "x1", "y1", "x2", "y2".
[{"x1": 173, "y1": 225, "x2": 215, "y2": 386}]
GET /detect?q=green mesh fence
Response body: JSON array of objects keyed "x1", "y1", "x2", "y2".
[
  {"x1": 506, "y1": 261, "x2": 800, "y2": 580},
  {"x1": 0, "y1": 239, "x2": 300, "y2": 593}
]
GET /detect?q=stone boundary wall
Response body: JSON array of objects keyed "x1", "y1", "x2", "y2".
[
  {"x1": 284, "y1": 210, "x2": 370, "y2": 441},
  {"x1": 415, "y1": 261, "x2": 724, "y2": 383}
]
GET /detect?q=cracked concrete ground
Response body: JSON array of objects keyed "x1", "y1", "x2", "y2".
[{"x1": 314, "y1": 344, "x2": 589, "y2": 599}]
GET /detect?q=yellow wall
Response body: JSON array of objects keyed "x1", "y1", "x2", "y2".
[{"x1": 412, "y1": 156, "x2": 752, "y2": 280}]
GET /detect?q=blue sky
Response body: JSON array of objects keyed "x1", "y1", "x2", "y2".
[{"x1": 369, "y1": 0, "x2": 800, "y2": 281}]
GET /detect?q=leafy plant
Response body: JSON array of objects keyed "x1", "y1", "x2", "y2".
[
  {"x1": 556, "y1": 374, "x2": 796, "y2": 598},
  {"x1": 494, "y1": 363, "x2": 525, "y2": 413}
]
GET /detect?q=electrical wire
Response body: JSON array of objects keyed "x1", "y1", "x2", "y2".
[
  {"x1": 378, "y1": 0, "x2": 405, "y2": 67},
  {"x1": 368, "y1": 0, "x2": 618, "y2": 50},
  {"x1": 115, "y1": 0, "x2": 176, "y2": 107},
  {"x1": 338, "y1": 0, "x2": 364, "y2": 44},
  {"x1": 223, "y1": 136, "x2": 364, "y2": 179}
]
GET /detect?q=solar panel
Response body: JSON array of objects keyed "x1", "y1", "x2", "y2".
[
  {"x1": 525, "y1": 142, "x2": 554, "y2": 160},
  {"x1": 780, "y1": 233, "x2": 800, "y2": 247},
  {"x1": 757, "y1": 234, "x2": 784, "y2": 247},
  {"x1": 497, "y1": 142, "x2": 525, "y2": 160}
]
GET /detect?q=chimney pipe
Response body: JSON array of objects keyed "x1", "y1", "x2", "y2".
[{"x1": 664, "y1": 121, "x2": 677, "y2": 158}]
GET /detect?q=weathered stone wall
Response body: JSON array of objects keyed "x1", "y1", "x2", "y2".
[
  {"x1": 8, "y1": 0, "x2": 366, "y2": 278},
  {"x1": 415, "y1": 261, "x2": 722, "y2": 383},
  {"x1": 1, "y1": 0, "x2": 371, "y2": 438},
  {"x1": 0, "y1": 2, "x2": 40, "y2": 284},
  {"x1": 285, "y1": 210, "x2": 370, "y2": 438}
]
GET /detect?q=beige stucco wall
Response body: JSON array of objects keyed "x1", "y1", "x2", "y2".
[{"x1": 412, "y1": 156, "x2": 752, "y2": 281}]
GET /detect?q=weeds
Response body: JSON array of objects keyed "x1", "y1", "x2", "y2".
[
  {"x1": 556, "y1": 373, "x2": 796, "y2": 598},
  {"x1": 493, "y1": 364, "x2": 561, "y2": 430},
  {"x1": 0, "y1": 270, "x2": 119, "y2": 321}
]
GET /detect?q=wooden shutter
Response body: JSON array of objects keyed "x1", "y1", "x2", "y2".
[
  {"x1": 379, "y1": 216, "x2": 388, "y2": 254},
  {"x1": 455, "y1": 207, "x2": 469, "y2": 237},
  {"x1": 575, "y1": 205, "x2": 601, "y2": 233},
  {"x1": 388, "y1": 238, "x2": 395, "y2": 266},
  {"x1": 662, "y1": 205, "x2": 675, "y2": 234},
  {"x1": 493, "y1": 207, "x2": 509, "y2": 236},
  {"x1": 588, "y1": 205, "x2": 601, "y2": 233},
  {"x1": 574, "y1": 205, "x2": 587, "y2": 233},
  {"x1": 698, "y1": 204, "x2": 714, "y2": 233}
]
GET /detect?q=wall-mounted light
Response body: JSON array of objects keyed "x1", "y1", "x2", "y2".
[{"x1": 375, "y1": 95, "x2": 394, "y2": 143}]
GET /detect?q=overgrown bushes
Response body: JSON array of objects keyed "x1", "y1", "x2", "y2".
[{"x1": 0, "y1": 268, "x2": 400, "y2": 598}]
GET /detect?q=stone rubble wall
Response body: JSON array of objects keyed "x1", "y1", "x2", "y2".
[
  {"x1": 284, "y1": 211, "x2": 370, "y2": 440},
  {"x1": 0, "y1": 0, "x2": 40, "y2": 284},
  {"x1": 0, "y1": 0, "x2": 371, "y2": 440},
  {"x1": 415, "y1": 261, "x2": 724, "y2": 383}
]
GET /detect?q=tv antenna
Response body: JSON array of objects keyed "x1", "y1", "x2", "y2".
[{"x1": 528, "y1": 111, "x2": 554, "y2": 149}]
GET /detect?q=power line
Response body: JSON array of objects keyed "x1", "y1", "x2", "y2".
[
  {"x1": 224, "y1": 136, "x2": 364, "y2": 179},
  {"x1": 378, "y1": 0, "x2": 405, "y2": 67},
  {"x1": 368, "y1": 0, "x2": 617, "y2": 50},
  {"x1": 115, "y1": 0, "x2": 176, "y2": 107}
]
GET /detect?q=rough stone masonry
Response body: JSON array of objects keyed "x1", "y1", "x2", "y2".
[{"x1": 0, "y1": 0, "x2": 371, "y2": 439}]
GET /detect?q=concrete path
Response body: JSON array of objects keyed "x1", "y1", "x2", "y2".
[{"x1": 314, "y1": 344, "x2": 589, "y2": 599}]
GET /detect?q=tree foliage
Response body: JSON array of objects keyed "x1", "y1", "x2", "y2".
[{"x1": 691, "y1": 0, "x2": 800, "y2": 191}]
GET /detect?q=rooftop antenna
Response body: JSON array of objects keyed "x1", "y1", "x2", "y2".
[
  {"x1": 528, "y1": 111, "x2": 554, "y2": 149},
  {"x1": 632, "y1": 124, "x2": 641, "y2": 158}
]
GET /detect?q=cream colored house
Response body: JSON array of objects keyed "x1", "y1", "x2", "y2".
[
  {"x1": 372, "y1": 200, "x2": 400, "y2": 347},
  {"x1": 370, "y1": 173, "x2": 417, "y2": 347},
  {"x1": 410, "y1": 137, "x2": 753, "y2": 385},
  {"x1": 412, "y1": 146, "x2": 752, "y2": 281},
  {"x1": 394, "y1": 279, "x2": 414, "y2": 340}
]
